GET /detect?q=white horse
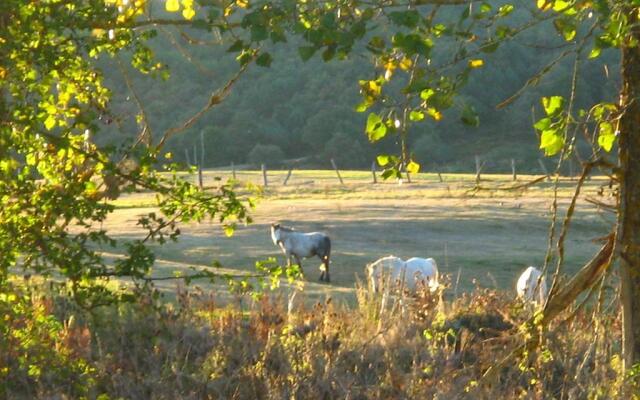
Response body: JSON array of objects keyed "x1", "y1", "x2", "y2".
[
  {"x1": 516, "y1": 266, "x2": 547, "y2": 306},
  {"x1": 366, "y1": 256, "x2": 439, "y2": 293},
  {"x1": 271, "y1": 224, "x2": 332, "y2": 282}
]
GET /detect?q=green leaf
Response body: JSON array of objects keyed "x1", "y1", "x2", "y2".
[
  {"x1": 409, "y1": 110, "x2": 425, "y2": 121},
  {"x1": 224, "y1": 225, "x2": 235, "y2": 237},
  {"x1": 377, "y1": 154, "x2": 391, "y2": 166},
  {"x1": 44, "y1": 115, "x2": 56, "y2": 130},
  {"x1": 480, "y1": 41, "x2": 500, "y2": 53},
  {"x1": 542, "y1": 96, "x2": 564, "y2": 116},
  {"x1": 539, "y1": 130, "x2": 564, "y2": 156},
  {"x1": 226, "y1": 40, "x2": 244, "y2": 52},
  {"x1": 250, "y1": 25, "x2": 268, "y2": 42},
  {"x1": 554, "y1": 18, "x2": 576, "y2": 41},
  {"x1": 366, "y1": 113, "x2": 388, "y2": 142},
  {"x1": 388, "y1": 10, "x2": 420, "y2": 28},
  {"x1": 598, "y1": 122, "x2": 616, "y2": 152},
  {"x1": 420, "y1": 88, "x2": 435, "y2": 101},
  {"x1": 461, "y1": 104, "x2": 479, "y2": 127},
  {"x1": 298, "y1": 46, "x2": 317, "y2": 61},
  {"x1": 406, "y1": 160, "x2": 420, "y2": 174},
  {"x1": 255, "y1": 52, "x2": 272, "y2": 67},
  {"x1": 355, "y1": 101, "x2": 370, "y2": 113},
  {"x1": 534, "y1": 117, "x2": 552, "y2": 131},
  {"x1": 498, "y1": 4, "x2": 514, "y2": 17}
]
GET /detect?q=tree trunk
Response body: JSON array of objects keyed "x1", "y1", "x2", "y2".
[{"x1": 619, "y1": 20, "x2": 640, "y2": 375}]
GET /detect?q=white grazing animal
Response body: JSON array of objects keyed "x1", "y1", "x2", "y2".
[
  {"x1": 405, "y1": 257, "x2": 439, "y2": 292},
  {"x1": 367, "y1": 256, "x2": 439, "y2": 293},
  {"x1": 516, "y1": 266, "x2": 547, "y2": 306}
]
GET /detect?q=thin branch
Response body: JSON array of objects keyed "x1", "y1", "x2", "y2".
[
  {"x1": 115, "y1": 56, "x2": 152, "y2": 148},
  {"x1": 585, "y1": 197, "x2": 617, "y2": 212},
  {"x1": 469, "y1": 175, "x2": 546, "y2": 192},
  {"x1": 496, "y1": 48, "x2": 574, "y2": 109},
  {"x1": 158, "y1": 26, "x2": 214, "y2": 76},
  {"x1": 156, "y1": 59, "x2": 253, "y2": 151}
]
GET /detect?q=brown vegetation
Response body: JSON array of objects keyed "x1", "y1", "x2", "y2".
[{"x1": 1, "y1": 276, "x2": 633, "y2": 399}]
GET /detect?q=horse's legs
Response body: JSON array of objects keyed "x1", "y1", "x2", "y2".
[
  {"x1": 293, "y1": 254, "x2": 304, "y2": 276},
  {"x1": 320, "y1": 255, "x2": 330, "y2": 282},
  {"x1": 324, "y1": 256, "x2": 330, "y2": 282}
]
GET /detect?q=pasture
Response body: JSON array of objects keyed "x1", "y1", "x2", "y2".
[{"x1": 102, "y1": 169, "x2": 615, "y2": 302}]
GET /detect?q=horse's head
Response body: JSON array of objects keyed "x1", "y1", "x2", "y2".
[{"x1": 270, "y1": 223, "x2": 281, "y2": 245}]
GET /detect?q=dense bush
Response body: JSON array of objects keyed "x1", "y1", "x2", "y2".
[{"x1": 1, "y1": 276, "x2": 635, "y2": 399}]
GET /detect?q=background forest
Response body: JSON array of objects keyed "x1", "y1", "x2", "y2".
[{"x1": 100, "y1": 4, "x2": 619, "y2": 173}]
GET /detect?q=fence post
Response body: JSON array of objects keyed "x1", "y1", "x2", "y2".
[
  {"x1": 371, "y1": 161, "x2": 377, "y2": 184},
  {"x1": 538, "y1": 158, "x2": 551, "y2": 181},
  {"x1": 283, "y1": 167, "x2": 293, "y2": 185},
  {"x1": 231, "y1": 162, "x2": 236, "y2": 180},
  {"x1": 193, "y1": 145, "x2": 197, "y2": 170},
  {"x1": 511, "y1": 158, "x2": 517, "y2": 181},
  {"x1": 261, "y1": 164, "x2": 268, "y2": 186},
  {"x1": 569, "y1": 157, "x2": 574, "y2": 181},
  {"x1": 330, "y1": 158, "x2": 344, "y2": 185},
  {"x1": 200, "y1": 131, "x2": 205, "y2": 168},
  {"x1": 185, "y1": 149, "x2": 191, "y2": 167},
  {"x1": 475, "y1": 155, "x2": 483, "y2": 183}
]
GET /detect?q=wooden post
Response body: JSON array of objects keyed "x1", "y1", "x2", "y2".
[
  {"x1": 184, "y1": 149, "x2": 191, "y2": 167},
  {"x1": 538, "y1": 158, "x2": 551, "y2": 181},
  {"x1": 193, "y1": 145, "x2": 197, "y2": 169},
  {"x1": 231, "y1": 162, "x2": 236, "y2": 180},
  {"x1": 261, "y1": 163, "x2": 268, "y2": 186},
  {"x1": 283, "y1": 167, "x2": 293, "y2": 185},
  {"x1": 569, "y1": 157, "x2": 574, "y2": 181},
  {"x1": 198, "y1": 132, "x2": 205, "y2": 189},
  {"x1": 475, "y1": 155, "x2": 483, "y2": 183},
  {"x1": 200, "y1": 131, "x2": 205, "y2": 168},
  {"x1": 371, "y1": 161, "x2": 377, "y2": 184},
  {"x1": 511, "y1": 158, "x2": 517, "y2": 181},
  {"x1": 330, "y1": 158, "x2": 344, "y2": 185}
]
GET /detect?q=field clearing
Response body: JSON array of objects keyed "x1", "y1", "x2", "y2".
[{"x1": 102, "y1": 170, "x2": 616, "y2": 303}]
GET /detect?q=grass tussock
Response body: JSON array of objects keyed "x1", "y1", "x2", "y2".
[{"x1": 0, "y1": 277, "x2": 634, "y2": 399}]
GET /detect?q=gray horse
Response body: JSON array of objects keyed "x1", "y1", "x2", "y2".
[{"x1": 270, "y1": 223, "x2": 332, "y2": 282}]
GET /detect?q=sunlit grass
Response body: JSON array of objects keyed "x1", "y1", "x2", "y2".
[{"x1": 93, "y1": 170, "x2": 616, "y2": 302}]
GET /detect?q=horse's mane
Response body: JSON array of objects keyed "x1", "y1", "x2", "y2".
[{"x1": 276, "y1": 225, "x2": 295, "y2": 232}]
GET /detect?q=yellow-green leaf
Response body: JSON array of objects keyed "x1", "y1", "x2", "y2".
[
  {"x1": 469, "y1": 59, "x2": 484, "y2": 68},
  {"x1": 409, "y1": 110, "x2": 425, "y2": 121},
  {"x1": 182, "y1": 7, "x2": 195, "y2": 20},
  {"x1": 542, "y1": 96, "x2": 564, "y2": 116},
  {"x1": 420, "y1": 88, "x2": 435, "y2": 101},
  {"x1": 44, "y1": 115, "x2": 56, "y2": 130},
  {"x1": 377, "y1": 155, "x2": 390, "y2": 166},
  {"x1": 366, "y1": 113, "x2": 388, "y2": 142},
  {"x1": 537, "y1": 0, "x2": 552, "y2": 11},
  {"x1": 426, "y1": 107, "x2": 442, "y2": 121},
  {"x1": 406, "y1": 160, "x2": 420, "y2": 174},
  {"x1": 539, "y1": 130, "x2": 563, "y2": 156},
  {"x1": 166, "y1": 0, "x2": 180, "y2": 12},
  {"x1": 598, "y1": 122, "x2": 616, "y2": 152}
]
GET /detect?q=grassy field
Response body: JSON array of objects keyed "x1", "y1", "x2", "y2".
[{"x1": 101, "y1": 169, "x2": 615, "y2": 302}]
